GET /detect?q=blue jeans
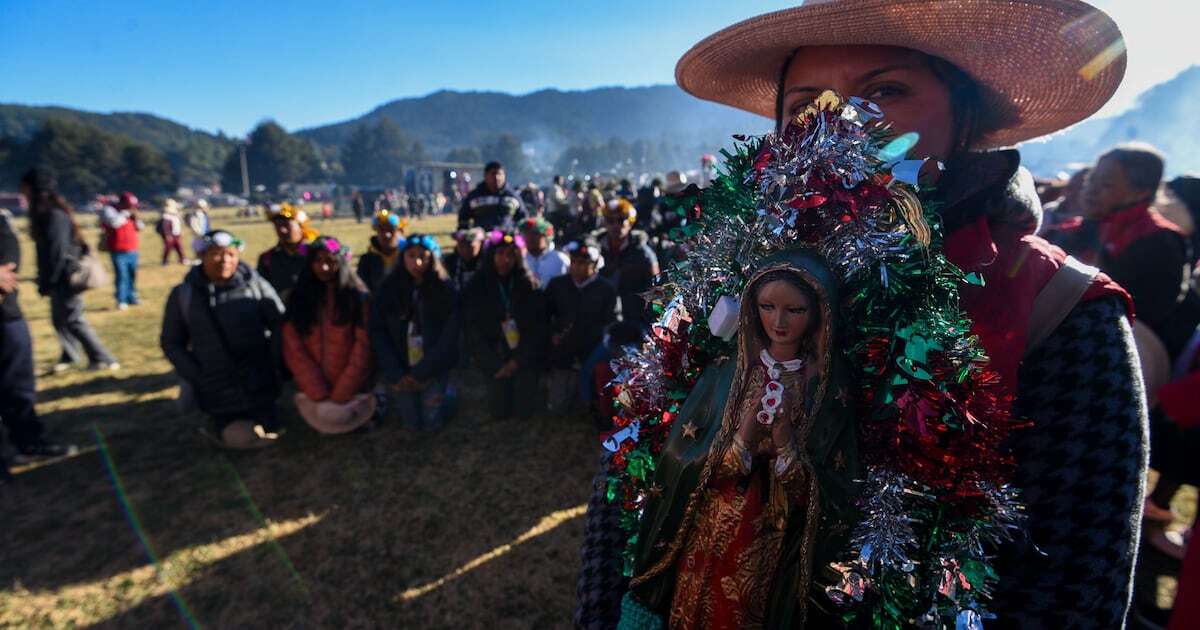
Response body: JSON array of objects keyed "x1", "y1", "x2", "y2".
[
  {"x1": 111, "y1": 251, "x2": 139, "y2": 305},
  {"x1": 392, "y1": 377, "x2": 455, "y2": 429}
]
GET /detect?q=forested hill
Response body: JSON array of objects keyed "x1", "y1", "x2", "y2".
[
  {"x1": 297, "y1": 85, "x2": 769, "y2": 170},
  {"x1": 0, "y1": 104, "x2": 233, "y2": 184}
]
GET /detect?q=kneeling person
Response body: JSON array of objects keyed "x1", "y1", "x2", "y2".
[
  {"x1": 282, "y1": 236, "x2": 376, "y2": 434},
  {"x1": 161, "y1": 230, "x2": 285, "y2": 448}
]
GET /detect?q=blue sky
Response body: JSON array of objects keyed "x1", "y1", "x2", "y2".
[{"x1": 0, "y1": 0, "x2": 1195, "y2": 136}]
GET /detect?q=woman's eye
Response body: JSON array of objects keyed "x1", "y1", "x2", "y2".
[
  {"x1": 788, "y1": 308, "x2": 807, "y2": 315},
  {"x1": 864, "y1": 84, "x2": 907, "y2": 100},
  {"x1": 760, "y1": 304, "x2": 775, "y2": 311}
]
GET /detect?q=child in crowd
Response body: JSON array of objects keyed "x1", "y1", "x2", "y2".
[
  {"x1": 370, "y1": 234, "x2": 459, "y2": 429},
  {"x1": 520, "y1": 217, "x2": 569, "y2": 286},
  {"x1": 463, "y1": 229, "x2": 547, "y2": 421},
  {"x1": 442, "y1": 227, "x2": 485, "y2": 290},
  {"x1": 544, "y1": 238, "x2": 617, "y2": 414},
  {"x1": 257, "y1": 203, "x2": 318, "y2": 302},
  {"x1": 356, "y1": 209, "x2": 407, "y2": 292},
  {"x1": 282, "y1": 236, "x2": 375, "y2": 434}
]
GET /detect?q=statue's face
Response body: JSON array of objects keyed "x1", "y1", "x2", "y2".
[{"x1": 755, "y1": 279, "x2": 813, "y2": 353}]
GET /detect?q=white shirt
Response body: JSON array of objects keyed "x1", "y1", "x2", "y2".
[{"x1": 525, "y1": 246, "x2": 570, "y2": 285}]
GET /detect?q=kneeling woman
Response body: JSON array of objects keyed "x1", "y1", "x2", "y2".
[
  {"x1": 463, "y1": 230, "x2": 547, "y2": 421},
  {"x1": 370, "y1": 234, "x2": 460, "y2": 429},
  {"x1": 282, "y1": 236, "x2": 376, "y2": 434},
  {"x1": 623, "y1": 250, "x2": 857, "y2": 628}
]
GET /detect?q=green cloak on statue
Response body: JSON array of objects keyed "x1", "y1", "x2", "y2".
[{"x1": 623, "y1": 247, "x2": 861, "y2": 629}]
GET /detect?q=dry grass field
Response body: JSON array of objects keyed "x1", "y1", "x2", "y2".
[{"x1": 0, "y1": 207, "x2": 599, "y2": 629}]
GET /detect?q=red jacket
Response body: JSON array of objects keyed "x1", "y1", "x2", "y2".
[
  {"x1": 946, "y1": 216, "x2": 1130, "y2": 395},
  {"x1": 103, "y1": 216, "x2": 139, "y2": 252},
  {"x1": 282, "y1": 296, "x2": 373, "y2": 403}
]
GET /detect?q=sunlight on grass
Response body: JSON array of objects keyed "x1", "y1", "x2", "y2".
[
  {"x1": 1, "y1": 513, "x2": 323, "y2": 628},
  {"x1": 398, "y1": 503, "x2": 587, "y2": 602}
]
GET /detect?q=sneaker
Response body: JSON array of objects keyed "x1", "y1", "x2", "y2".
[
  {"x1": 12, "y1": 440, "x2": 78, "y2": 464},
  {"x1": 117, "y1": 303, "x2": 129, "y2": 311},
  {"x1": 51, "y1": 362, "x2": 73, "y2": 374},
  {"x1": 88, "y1": 361, "x2": 121, "y2": 372}
]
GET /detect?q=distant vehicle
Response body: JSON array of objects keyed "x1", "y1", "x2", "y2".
[{"x1": 208, "y1": 194, "x2": 249, "y2": 208}]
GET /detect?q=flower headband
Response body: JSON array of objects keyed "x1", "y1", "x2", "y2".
[
  {"x1": 452, "y1": 228, "x2": 486, "y2": 243},
  {"x1": 270, "y1": 202, "x2": 309, "y2": 224},
  {"x1": 605, "y1": 198, "x2": 637, "y2": 224},
  {"x1": 300, "y1": 235, "x2": 353, "y2": 261},
  {"x1": 374, "y1": 209, "x2": 408, "y2": 231},
  {"x1": 520, "y1": 217, "x2": 554, "y2": 238},
  {"x1": 486, "y1": 229, "x2": 526, "y2": 250},
  {"x1": 399, "y1": 233, "x2": 442, "y2": 258},
  {"x1": 564, "y1": 240, "x2": 601, "y2": 262},
  {"x1": 194, "y1": 229, "x2": 245, "y2": 254}
]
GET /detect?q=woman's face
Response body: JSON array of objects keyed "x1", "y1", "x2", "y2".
[
  {"x1": 275, "y1": 219, "x2": 303, "y2": 246},
  {"x1": 756, "y1": 279, "x2": 813, "y2": 352},
  {"x1": 782, "y1": 45, "x2": 955, "y2": 161},
  {"x1": 376, "y1": 223, "x2": 399, "y2": 246},
  {"x1": 493, "y1": 245, "x2": 518, "y2": 277},
  {"x1": 403, "y1": 246, "x2": 429, "y2": 280},
  {"x1": 202, "y1": 246, "x2": 240, "y2": 284},
  {"x1": 311, "y1": 249, "x2": 339, "y2": 284}
]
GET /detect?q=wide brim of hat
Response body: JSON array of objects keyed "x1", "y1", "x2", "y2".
[{"x1": 675, "y1": 0, "x2": 1126, "y2": 148}]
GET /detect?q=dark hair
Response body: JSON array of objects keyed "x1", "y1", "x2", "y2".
[
  {"x1": 1100, "y1": 143, "x2": 1166, "y2": 195},
  {"x1": 773, "y1": 49, "x2": 1015, "y2": 166},
  {"x1": 481, "y1": 235, "x2": 536, "y2": 290},
  {"x1": 749, "y1": 269, "x2": 820, "y2": 348},
  {"x1": 401, "y1": 235, "x2": 450, "y2": 283},
  {"x1": 20, "y1": 168, "x2": 81, "y2": 243},
  {"x1": 285, "y1": 236, "x2": 367, "y2": 336},
  {"x1": 484, "y1": 161, "x2": 503, "y2": 174},
  {"x1": 1168, "y1": 176, "x2": 1200, "y2": 213}
]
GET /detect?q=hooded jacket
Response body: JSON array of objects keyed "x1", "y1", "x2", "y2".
[{"x1": 160, "y1": 263, "x2": 285, "y2": 417}]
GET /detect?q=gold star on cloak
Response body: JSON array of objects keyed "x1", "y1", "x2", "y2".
[
  {"x1": 646, "y1": 483, "x2": 663, "y2": 499},
  {"x1": 681, "y1": 421, "x2": 698, "y2": 439},
  {"x1": 833, "y1": 450, "x2": 847, "y2": 472}
]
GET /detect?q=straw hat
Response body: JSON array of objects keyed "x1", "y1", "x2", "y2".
[{"x1": 675, "y1": 0, "x2": 1126, "y2": 148}]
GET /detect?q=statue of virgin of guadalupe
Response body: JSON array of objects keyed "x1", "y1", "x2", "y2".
[{"x1": 621, "y1": 248, "x2": 860, "y2": 629}]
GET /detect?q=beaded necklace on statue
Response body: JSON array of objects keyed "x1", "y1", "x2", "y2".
[{"x1": 756, "y1": 349, "x2": 805, "y2": 426}]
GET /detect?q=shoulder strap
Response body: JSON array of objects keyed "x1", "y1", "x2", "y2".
[{"x1": 1025, "y1": 255, "x2": 1097, "y2": 357}]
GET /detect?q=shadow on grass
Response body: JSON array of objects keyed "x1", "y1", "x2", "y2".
[
  {"x1": 34, "y1": 370, "x2": 178, "y2": 406},
  {"x1": 2, "y1": 399, "x2": 600, "y2": 628}
]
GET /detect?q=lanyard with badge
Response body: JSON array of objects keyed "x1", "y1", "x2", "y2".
[
  {"x1": 498, "y1": 277, "x2": 520, "y2": 350},
  {"x1": 406, "y1": 287, "x2": 424, "y2": 366}
]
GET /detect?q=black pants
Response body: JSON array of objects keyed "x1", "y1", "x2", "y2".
[
  {"x1": 483, "y1": 368, "x2": 540, "y2": 420},
  {"x1": 0, "y1": 317, "x2": 45, "y2": 448},
  {"x1": 49, "y1": 286, "x2": 115, "y2": 365}
]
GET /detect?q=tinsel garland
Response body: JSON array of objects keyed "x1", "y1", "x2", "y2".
[{"x1": 602, "y1": 91, "x2": 1026, "y2": 628}]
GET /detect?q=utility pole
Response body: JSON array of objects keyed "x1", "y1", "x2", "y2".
[{"x1": 239, "y1": 141, "x2": 250, "y2": 198}]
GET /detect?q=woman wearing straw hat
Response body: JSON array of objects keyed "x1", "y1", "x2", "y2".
[{"x1": 577, "y1": 1, "x2": 1147, "y2": 628}]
